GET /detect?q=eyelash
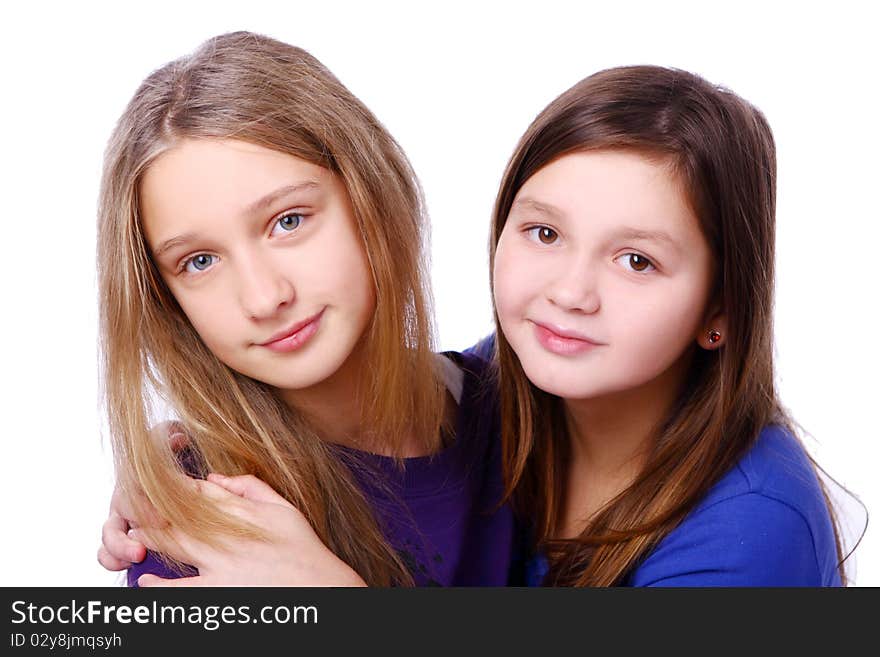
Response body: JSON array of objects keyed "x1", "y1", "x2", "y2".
[{"x1": 176, "y1": 209, "x2": 309, "y2": 275}]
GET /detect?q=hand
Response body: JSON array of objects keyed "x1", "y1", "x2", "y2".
[
  {"x1": 96, "y1": 421, "x2": 189, "y2": 571},
  {"x1": 97, "y1": 485, "x2": 148, "y2": 570},
  {"x1": 134, "y1": 473, "x2": 367, "y2": 587}
]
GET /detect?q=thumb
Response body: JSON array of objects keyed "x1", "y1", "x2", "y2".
[{"x1": 206, "y1": 473, "x2": 293, "y2": 507}]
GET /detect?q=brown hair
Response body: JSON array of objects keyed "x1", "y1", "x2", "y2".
[
  {"x1": 98, "y1": 31, "x2": 446, "y2": 585},
  {"x1": 489, "y1": 65, "x2": 850, "y2": 585}
]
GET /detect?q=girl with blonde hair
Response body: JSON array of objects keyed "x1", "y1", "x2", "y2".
[{"x1": 96, "y1": 30, "x2": 516, "y2": 586}]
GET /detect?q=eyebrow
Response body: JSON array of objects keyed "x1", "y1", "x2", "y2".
[
  {"x1": 511, "y1": 197, "x2": 681, "y2": 250},
  {"x1": 153, "y1": 232, "x2": 200, "y2": 259},
  {"x1": 613, "y1": 227, "x2": 680, "y2": 250},
  {"x1": 244, "y1": 180, "x2": 320, "y2": 216},
  {"x1": 510, "y1": 197, "x2": 564, "y2": 219},
  {"x1": 152, "y1": 181, "x2": 321, "y2": 258}
]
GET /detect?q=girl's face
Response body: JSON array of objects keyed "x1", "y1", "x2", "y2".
[
  {"x1": 140, "y1": 138, "x2": 375, "y2": 395},
  {"x1": 493, "y1": 150, "x2": 720, "y2": 401}
]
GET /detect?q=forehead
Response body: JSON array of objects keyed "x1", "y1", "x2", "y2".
[
  {"x1": 513, "y1": 150, "x2": 700, "y2": 238},
  {"x1": 139, "y1": 138, "x2": 333, "y2": 242}
]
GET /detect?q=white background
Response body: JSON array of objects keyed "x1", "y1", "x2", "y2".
[{"x1": 1, "y1": 1, "x2": 876, "y2": 586}]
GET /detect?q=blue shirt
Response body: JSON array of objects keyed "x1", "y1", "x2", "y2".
[{"x1": 526, "y1": 425, "x2": 841, "y2": 586}]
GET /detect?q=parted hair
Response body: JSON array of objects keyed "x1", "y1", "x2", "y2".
[
  {"x1": 98, "y1": 31, "x2": 446, "y2": 586},
  {"x1": 489, "y1": 65, "x2": 848, "y2": 586}
]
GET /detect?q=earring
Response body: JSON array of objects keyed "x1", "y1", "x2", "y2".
[{"x1": 707, "y1": 329, "x2": 722, "y2": 344}]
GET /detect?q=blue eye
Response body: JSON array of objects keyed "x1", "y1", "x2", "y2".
[
  {"x1": 184, "y1": 254, "x2": 215, "y2": 273},
  {"x1": 616, "y1": 253, "x2": 655, "y2": 273},
  {"x1": 271, "y1": 212, "x2": 304, "y2": 236}
]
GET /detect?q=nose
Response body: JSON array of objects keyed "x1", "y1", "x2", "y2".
[
  {"x1": 237, "y1": 252, "x2": 295, "y2": 320},
  {"x1": 545, "y1": 255, "x2": 600, "y2": 314}
]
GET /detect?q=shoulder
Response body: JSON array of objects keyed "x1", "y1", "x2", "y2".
[
  {"x1": 435, "y1": 347, "x2": 502, "y2": 477},
  {"x1": 462, "y1": 333, "x2": 496, "y2": 364},
  {"x1": 440, "y1": 343, "x2": 499, "y2": 418},
  {"x1": 628, "y1": 426, "x2": 841, "y2": 587}
]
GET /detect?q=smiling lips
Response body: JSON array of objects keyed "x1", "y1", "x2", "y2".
[
  {"x1": 258, "y1": 309, "x2": 325, "y2": 353},
  {"x1": 532, "y1": 320, "x2": 604, "y2": 356}
]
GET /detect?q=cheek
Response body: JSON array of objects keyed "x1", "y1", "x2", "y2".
[
  {"x1": 173, "y1": 289, "x2": 237, "y2": 355},
  {"x1": 493, "y1": 238, "x2": 537, "y2": 319},
  {"x1": 149, "y1": 292, "x2": 242, "y2": 378},
  {"x1": 342, "y1": 250, "x2": 376, "y2": 319},
  {"x1": 613, "y1": 281, "x2": 707, "y2": 370},
  {"x1": 318, "y1": 224, "x2": 376, "y2": 318},
  {"x1": 492, "y1": 246, "x2": 513, "y2": 317}
]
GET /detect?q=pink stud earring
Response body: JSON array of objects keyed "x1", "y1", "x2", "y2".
[{"x1": 707, "y1": 329, "x2": 722, "y2": 344}]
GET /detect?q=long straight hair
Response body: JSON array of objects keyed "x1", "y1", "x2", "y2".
[
  {"x1": 489, "y1": 65, "x2": 848, "y2": 586},
  {"x1": 98, "y1": 31, "x2": 446, "y2": 586}
]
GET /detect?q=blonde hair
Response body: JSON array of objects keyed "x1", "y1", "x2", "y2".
[{"x1": 98, "y1": 31, "x2": 446, "y2": 585}]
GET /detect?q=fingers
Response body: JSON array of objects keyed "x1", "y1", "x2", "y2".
[
  {"x1": 109, "y1": 484, "x2": 134, "y2": 520},
  {"x1": 130, "y1": 526, "x2": 201, "y2": 567},
  {"x1": 206, "y1": 473, "x2": 293, "y2": 508},
  {"x1": 97, "y1": 545, "x2": 131, "y2": 572},
  {"x1": 101, "y1": 510, "x2": 146, "y2": 566},
  {"x1": 187, "y1": 476, "x2": 237, "y2": 503},
  {"x1": 112, "y1": 482, "x2": 168, "y2": 530},
  {"x1": 128, "y1": 527, "x2": 172, "y2": 557},
  {"x1": 127, "y1": 478, "x2": 253, "y2": 563},
  {"x1": 184, "y1": 478, "x2": 262, "y2": 526},
  {"x1": 137, "y1": 574, "x2": 203, "y2": 588}
]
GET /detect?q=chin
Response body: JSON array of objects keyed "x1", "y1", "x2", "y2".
[
  {"x1": 233, "y1": 352, "x2": 336, "y2": 391},
  {"x1": 516, "y1": 359, "x2": 587, "y2": 399},
  {"x1": 532, "y1": 379, "x2": 602, "y2": 401},
  {"x1": 261, "y1": 369, "x2": 335, "y2": 392}
]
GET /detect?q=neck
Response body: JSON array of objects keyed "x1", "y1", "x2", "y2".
[
  {"x1": 278, "y1": 340, "x2": 372, "y2": 450},
  {"x1": 278, "y1": 344, "x2": 432, "y2": 458},
  {"x1": 559, "y1": 352, "x2": 692, "y2": 535}
]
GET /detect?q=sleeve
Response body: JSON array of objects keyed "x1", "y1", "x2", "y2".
[
  {"x1": 127, "y1": 552, "x2": 196, "y2": 587},
  {"x1": 628, "y1": 493, "x2": 826, "y2": 587},
  {"x1": 463, "y1": 333, "x2": 496, "y2": 362}
]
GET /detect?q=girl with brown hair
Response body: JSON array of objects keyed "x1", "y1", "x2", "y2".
[
  {"x1": 490, "y1": 65, "x2": 855, "y2": 585},
  {"x1": 95, "y1": 31, "x2": 516, "y2": 586}
]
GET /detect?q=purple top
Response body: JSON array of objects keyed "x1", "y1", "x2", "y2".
[{"x1": 128, "y1": 350, "x2": 521, "y2": 586}]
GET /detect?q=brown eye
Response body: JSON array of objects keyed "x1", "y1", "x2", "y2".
[
  {"x1": 616, "y1": 253, "x2": 656, "y2": 273},
  {"x1": 528, "y1": 226, "x2": 558, "y2": 244},
  {"x1": 630, "y1": 254, "x2": 649, "y2": 271},
  {"x1": 627, "y1": 254, "x2": 654, "y2": 272},
  {"x1": 539, "y1": 227, "x2": 557, "y2": 244}
]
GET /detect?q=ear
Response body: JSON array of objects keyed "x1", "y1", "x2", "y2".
[{"x1": 696, "y1": 307, "x2": 728, "y2": 351}]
